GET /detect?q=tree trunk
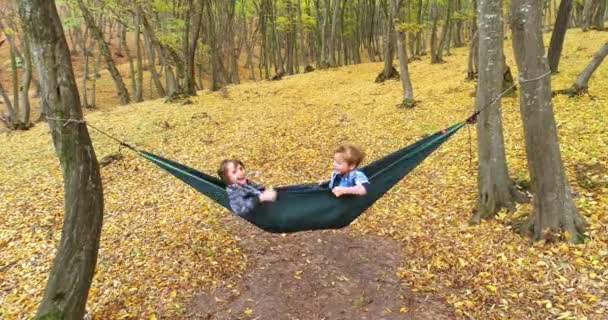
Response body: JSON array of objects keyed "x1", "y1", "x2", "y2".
[
  {"x1": 430, "y1": 4, "x2": 440, "y2": 63},
  {"x1": 378, "y1": 3, "x2": 398, "y2": 81},
  {"x1": 185, "y1": 0, "x2": 203, "y2": 95},
  {"x1": 82, "y1": 26, "x2": 90, "y2": 108},
  {"x1": 571, "y1": 42, "x2": 608, "y2": 94},
  {"x1": 18, "y1": 32, "x2": 33, "y2": 128},
  {"x1": 17, "y1": 1, "x2": 104, "y2": 319},
  {"x1": 0, "y1": 77, "x2": 15, "y2": 128},
  {"x1": 91, "y1": 43, "x2": 101, "y2": 108},
  {"x1": 77, "y1": 0, "x2": 130, "y2": 105},
  {"x1": 205, "y1": 0, "x2": 223, "y2": 90},
  {"x1": 471, "y1": 0, "x2": 524, "y2": 224},
  {"x1": 135, "y1": 12, "x2": 144, "y2": 102},
  {"x1": 328, "y1": 0, "x2": 340, "y2": 66},
  {"x1": 9, "y1": 37, "x2": 20, "y2": 127},
  {"x1": 121, "y1": 24, "x2": 136, "y2": 98},
  {"x1": 433, "y1": 0, "x2": 452, "y2": 63},
  {"x1": 392, "y1": 0, "x2": 415, "y2": 107},
  {"x1": 547, "y1": 0, "x2": 573, "y2": 72},
  {"x1": 582, "y1": 0, "x2": 595, "y2": 31},
  {"x1": 142, "y1": 24, "x2": 166, "y2": 97},
  {"x1": 510, "y1": 0, "x2": 586, "y2": 243},
  {"x1": 467, "y1": 30, "x2": 479, "y2": 79}
]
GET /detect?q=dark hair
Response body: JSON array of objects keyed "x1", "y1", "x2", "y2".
[
  {"x1": 335, "y1": 144, "x2": 365, "y2": 166},
  {"x1": 217, "y1": 159, "x2": 244, "y2": 183}
]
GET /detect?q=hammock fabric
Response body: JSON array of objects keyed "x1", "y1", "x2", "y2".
[{"x1": 139, "y1": 121, "x2": 466, "y2": 233}]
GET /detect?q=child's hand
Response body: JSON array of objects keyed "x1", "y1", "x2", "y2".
[
  {"x1": 332, "y1": 187, "x2": 345, "y2": 197},
  {"x1": 259, "y1": 189, "x2": 278, "y2": 202}
]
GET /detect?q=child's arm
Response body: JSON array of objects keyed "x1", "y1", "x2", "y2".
[
  {"x1": 227, "y1": 186, "x2": 261, "y2": 216},
  {"x1": 332, "y1": 185, "x2": 367, "y2": 197},
  {"x1": 332, "y1": 170, "x2": 369, "y2": 197},
  {"x1": 227, "y1": 186, "x2": 277, "y2": 216}
]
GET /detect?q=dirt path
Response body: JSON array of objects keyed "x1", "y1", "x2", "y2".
[{"x1": 187, "y1": 216, "x2": 454, "y2": 320}]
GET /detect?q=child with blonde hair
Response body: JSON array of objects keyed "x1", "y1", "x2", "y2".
[{"x1": 326, "y1": 144, "x2": 369, "y2": 197}]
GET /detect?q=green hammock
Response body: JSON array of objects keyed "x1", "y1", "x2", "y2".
[{"x1": 137, "y1": 121, "x2": 466, "y2": 233}]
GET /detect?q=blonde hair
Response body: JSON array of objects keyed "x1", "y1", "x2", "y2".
[
  {"x1": 335, "y1": 144, "x2": 365, "y2": 167},
  {"x1": 217, "y1": 159, "x2": 244, "y2": 183}
]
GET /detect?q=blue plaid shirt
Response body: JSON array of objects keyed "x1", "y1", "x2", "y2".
[
  {"x1": 226, "y1": 180, "x2": 265, "y2": 216},
  {"x1": 328, "y1": 169, "x2": 370, "y2": 188}
]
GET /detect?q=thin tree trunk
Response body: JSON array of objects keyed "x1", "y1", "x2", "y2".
[
  {"x1": 434, "y1": 0, "x2": 452, "y2": 63},
  {"x1": 571, "y1": 42, "x2": 608, "y2": 94},
  {"x1": 142, "y1": 24, "x2": 166, "y2": 97},
  {"x1": 91, "y1": 42, "x2": 101, "y2": 108},
  {"x1": 328, "y1": 0, "x2": 340, "y2": 66},
  {"x1": 121, "y1": 24, "x2": 136, "y2": 98},
  {"x1": 18, "y1": 1, "x2": 104, "y2": 318},
  {"x1": 510, "y1": 0, "x2": 586, "y2": 243},
  {"x1": 582, "y1": 0, "x2": 595, "y2": 31},
  {"x1": 18, "y1": 32, "x2": 33, "y2": 128},
  {"x1": 467, "y1": 30, "x2": 479, "y2": 79},
  {"x1": 471, "y1": 0, "x2": 524, "y2": 224},
  {"x1": 0, "y1": 76, "x2": 15, "y2": 128},
  {"x1": 547, "y1": 0, "x2": 573, "y2": 72},
  {"x1": 392, "y1": 0, "x2": 415, "y2": 106},
  {"x1": 9, "y1": 38, "x2": 19, "y2": 127},
  {"x1": 185, "y1": 0, "x2": 203, "y2": 95},
  {"x1": 77, "y1": 0, "x2": 130, "y2": 105},
  {"x1": 135, "y1": 12, "x2": 144, "y2": 102},
  {"x1": 82, "y1": 26, "x2": 90, "y2": 108},
  {"x1": 205, "y1": 0, "x2": 223, "y2": 90},
  {"x1": 430, "y1": 3, "x2": 440, "y2": 63},
  {"x1": 378, "y1": 2, "x2": 398, "y2": 81}
]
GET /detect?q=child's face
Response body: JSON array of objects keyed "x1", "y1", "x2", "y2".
[
  {"x1": 225, "y1": 162, "x2": 247, "y2": 185},
  {"x1": 333, "y1": 153, "x2": 355, "y2": 175}
]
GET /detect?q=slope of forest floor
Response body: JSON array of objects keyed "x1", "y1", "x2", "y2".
[{"x1": 1, "y1": 29, "x2": 606, "y2": 319}]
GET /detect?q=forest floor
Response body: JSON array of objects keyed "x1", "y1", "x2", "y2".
[{"x1": 1, "y1": 29, "x2": 607, "y2": 319}]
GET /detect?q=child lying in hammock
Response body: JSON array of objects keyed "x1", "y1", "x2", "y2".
[
  {"x1": 217, "y1": 159, "x2": 277, "y2": 216},
  {"x1": 323, "y1": 144, "x2": 369, "y2": 197}
]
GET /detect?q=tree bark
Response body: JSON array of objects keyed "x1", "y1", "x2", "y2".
[
  {"x1": 547, "y1": 0, "x2": 573, "y2": 72},
  {"x1": 82, "y1": 26, "x2": 90, "y2": 108},
  {"x1": 121, "y1": 23, "x2": 136, "y2": 98},
  {"x1": 205, "y1": 0, "x2": 223, "y2": 90},
  {"x1": 18, "y1": 31, "x2": 33, "y2": 128},
  {"x1": 77, "y1": 0, "x2": 130, "y2": 105},
  {"x1": 18, "y1": 1, "x2": 104, "y2": 318},
  {"x1": 328, "y1": 0, "x2": 340, "y2": 66},
  {"x1": 471, "y1": 0, "x2": 524, "y2": 224},
  {"x1": 467, "y1": 30, "x2": 479, "y2": 80},
  {"x1": 582, "y1": 0, "x2": 595, "y2": 31},
  {"x1": 510, "y1": 0, "x2": 586, "y2": 243},
  {"x1": 9, "y1": 35, "x2": 19, "y2": 126},
  {"x1": 141, "y1": 22, "x2": 166, "y2": 97},
  {"x1": 571, "y1": 42, "x2": 608, "y2": 94},
  {"x1": 183, "y1": 0, "x2": 203, "y2": 95},
  {"x1": 134, "y1": 12, "x2": 144, "y2": 102},
  {"x1": 392, "y1": 0, "x2": 415, "y2": 106}
]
